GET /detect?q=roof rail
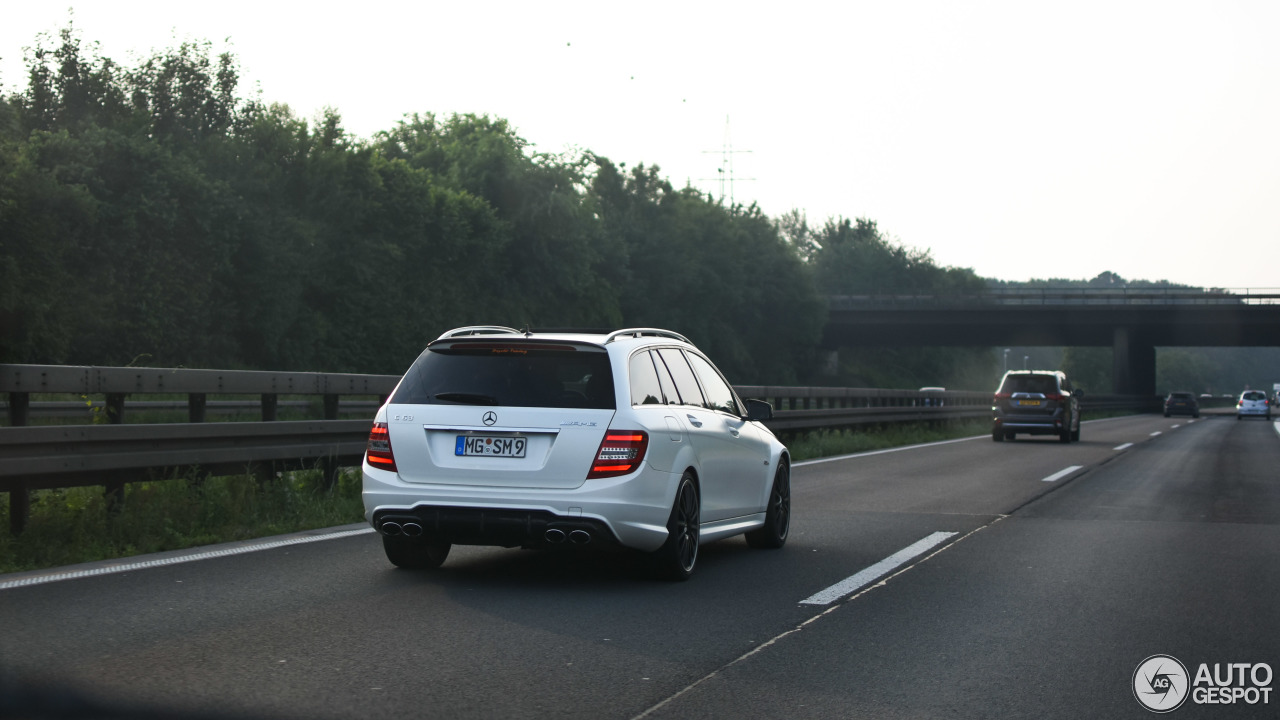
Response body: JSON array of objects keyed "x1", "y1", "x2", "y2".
[
  {"x1": 436, "y1": 326, "x2": 522, "y2": 340},
  {"x1": 603, "y1": 328, "x2": 692, "y2": 345}
]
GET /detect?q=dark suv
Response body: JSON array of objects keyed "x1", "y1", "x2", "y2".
[
  {"x1": 1163, "y1": 392, "x2": 1199, "y2": 418},
  {"x1": 992, "y1": 370, "x2": 1083, "y2": 443}
]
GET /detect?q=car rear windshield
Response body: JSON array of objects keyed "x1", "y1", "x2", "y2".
[
  {"x1": 1243, "y1": 391, "x2": 1266, "y2": 401},
  {"x1": 999, "y1": 375, "x2": 1059, "y2": 395},
  {"x1": 1169, "y1": 393, "x2": 1193, "y2": 399},
  {"x1": 390, "y1": 343, "x2": 615, "y2": 409}
]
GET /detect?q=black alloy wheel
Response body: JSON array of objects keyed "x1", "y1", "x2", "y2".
[
  {"x1": 992, "y1": 428, "x2": 1004, "y2": 442},
  {"x1": 654, "y1": 472, "x2": 700, "y2": 581},
  {"x1": 746, "y1": 460, "x2": 791, "y2": 549},
  {"x1": 383, "y1": 535, "x2": 451, "y2": 569}
]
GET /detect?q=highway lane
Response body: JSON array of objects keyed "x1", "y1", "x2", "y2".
[
  {"x1": 649, "y1": 415, "x2": 1280, "y2": 719},
  {"x1": 2, "y1": 414, "x2": 1275, "y2": 718}
]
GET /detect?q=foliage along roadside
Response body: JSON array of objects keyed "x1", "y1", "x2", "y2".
[{"x1": 1, "y1": 25, "x2": 983, "y2": 389}]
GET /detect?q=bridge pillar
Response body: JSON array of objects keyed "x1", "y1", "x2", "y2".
[{"x1": 1112, "y1": 327, "x2": 1156, "y2": 396}]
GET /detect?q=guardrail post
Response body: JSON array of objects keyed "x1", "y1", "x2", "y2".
[
  {"x1": 104, "y1": 470, "x2": 125, "y2": 514},
  {"x1": 321, "y1": 456, "x2": 339, "y2": 490},
  {"x1": 9, "y1": 480, "x2": 30, "y2": 535},
  {"x1": 105, "y1": 393, "x2": 125, "y2": 424},
  {"x1": 262, "y1": 394, "x2": 278, "y2": 421},
  {"x1": 324, "y1": 394, "x2": 340, "y2": 420},
  {"x1": 8, "y1": 392, "x2": 30, "y2": 426},
  {"x1": 189, "y1": 393, "x2": 207, "y2": 423}
]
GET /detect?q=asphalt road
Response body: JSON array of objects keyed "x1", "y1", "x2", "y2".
[{"x1": 3, "y1": 413, "x2": 1278, "y2": 719}]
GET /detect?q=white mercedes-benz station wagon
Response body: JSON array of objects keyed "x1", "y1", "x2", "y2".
[{"x1": 362, "y1": 326, "x2": 790, "y2": 580}]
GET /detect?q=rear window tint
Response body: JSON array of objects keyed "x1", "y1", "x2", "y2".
[
  {"x1": 1000, "y1": 375, "x2": 1059, "y2": 395},
  {"x1": 1243, "y1": 391, "x2": 1266, "y2": 401},
  {"x1": 391, "y1": 344, "x2": 615, "y2": 409}
]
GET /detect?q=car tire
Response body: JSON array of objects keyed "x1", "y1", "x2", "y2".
[
  {"x1": 1005, "y1": 432, "x2": 1016, "y2": 441},
  {"x1": 746, "y1": 460, "x2": 790, "y2": 549},
  {"x1": 652, "y1": 472, "x2": 700, "y2": 581},
  {"x1": 1071, "y1": 425, "x2": 1080, "y2": 442},
  {"x1": 382, "y1": 535, "x2": 450, "y2": 570},
  {"x1": 992, "y1": 428, "x2": 1004, "y2": 442},
  {"x1": 1059, "y1": 427, "x2": 1071, "y2": 443}
]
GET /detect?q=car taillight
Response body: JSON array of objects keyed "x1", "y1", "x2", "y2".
[
  {"x1": 587, "y1": 430, "x2": 649, "y2": 479},
  {"x1": 366, "y1": 422, "x2": 397, "y2": 472},
  {"x1": 1045, "y1": 393, "x2": 1064, "y2": 401}
]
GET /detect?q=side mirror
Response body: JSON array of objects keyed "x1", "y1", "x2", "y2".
[
  {"x1": 745, "y1": 399, "x2": 774, "y2": 422},
  {"x1": 1072, "y1": 389, "x2": 1084, "y2": 398}
]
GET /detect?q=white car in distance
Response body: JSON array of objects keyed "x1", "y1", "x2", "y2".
[{"x1": 1236, "y1": 390, "x2": 1271, "y2": 420}]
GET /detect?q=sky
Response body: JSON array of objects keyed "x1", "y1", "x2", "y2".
[{"x1": 3, "y1": 1, "x2": 1279, "y2": 290}]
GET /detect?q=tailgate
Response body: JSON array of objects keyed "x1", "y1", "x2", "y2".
[{"x1": 385, "y1": 405, "x2": 614, "y2": 489}]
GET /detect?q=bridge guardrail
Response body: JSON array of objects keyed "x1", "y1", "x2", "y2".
[
  {"x1": 0, "y1": 363, "x2": 1159, "y2": 534},
  {"x1": 828, "y1": 287, "x2": 1280, "y2": 308}
]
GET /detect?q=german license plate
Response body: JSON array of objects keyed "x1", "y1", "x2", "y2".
[
  {"x1": 1018, "y1": 400, "x2": 1041, "y2": 406},
  {"x1": 456, "y1": 435, "x2": 527, "y2": 458}
]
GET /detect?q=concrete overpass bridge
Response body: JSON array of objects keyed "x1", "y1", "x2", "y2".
[{"x1": 821, "y1": 288, "x2": 1280, "y2": 395}]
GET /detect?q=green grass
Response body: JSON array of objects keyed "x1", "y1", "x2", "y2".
[{"x1": 0, "y1": 467, "x2": 364, "y2": 574}]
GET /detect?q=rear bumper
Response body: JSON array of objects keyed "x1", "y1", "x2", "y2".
[
  {"x1": 362, "y1": 460, "x2": 677, "y2": 552},
  {"x1": 373, "y1": 506, "x2": 619, "y2": 548},
  {"x1": 993, "y1": 411, "x2": 1067, "y2": 435}
]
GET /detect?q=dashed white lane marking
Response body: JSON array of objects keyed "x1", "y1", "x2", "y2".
[
  {"x1": 0, "y1": 526, "x2": 375, "y2": 591},
  {"x1": 1150, "y1": 431, "x2": 1162, "y2": 437},
  {"x1": 1171, "y1": 424, "x2": 1181, "y2": 429},
  {"x1": 1041, "y1": 465, "x2": 1083, "y2": 483},
  {"x1": 799, "y1": 531, "x2": 959, "y2": 606},
  {"x1": 1114, "y1": 443, "x2": 1134, "y2": 451}
]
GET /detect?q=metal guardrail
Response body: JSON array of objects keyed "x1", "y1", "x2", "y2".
[
  {"x1": 1, "y1": 364, "x2": 400, "y2": 425},
  {"x1": 0, "y1": 363, "x2": 1160, "y2": 534}
]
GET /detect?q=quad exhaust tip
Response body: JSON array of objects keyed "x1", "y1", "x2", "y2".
[
  {"x1": 380, "y1": 521, "x2": 402, "y2": 536},
  {"x1": 544, "y1": 528, "x2": 567, "y2": 544},
  {"x1": 402, "y1": 522, "x2": 424, "y2": 537},
  {"x1": 568, "y1": 529, "x2": 592, "y2": 545}
]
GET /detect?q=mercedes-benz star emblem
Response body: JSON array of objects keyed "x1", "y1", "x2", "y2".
[{"x1": 482, "y1": 411, "x2": 497, "y2": 426}]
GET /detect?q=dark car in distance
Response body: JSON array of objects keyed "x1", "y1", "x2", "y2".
[
  {"x1": 992, "y1": 370, "x2": 1083, "y2": 443},
  {"x1": 1164, "y1": 392, "x2": 1200, "y2": 418}
]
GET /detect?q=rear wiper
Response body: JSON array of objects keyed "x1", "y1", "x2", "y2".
[{"x1": 434, "y1": 392, "x2": 499, "y2": 405}]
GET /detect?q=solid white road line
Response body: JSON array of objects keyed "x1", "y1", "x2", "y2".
[
  {"x1": 792, "y1": 435, "x2": 984, "y2": 468},
  {"x1": 1113, "y1": 443, "x2": 1134, "y2": 451},
  {"x1": 1041, "y1": 465, "x2": 1083, "y2": 483},
  {"x1": 0, "y1": 526, "x2": 375, "y2": 591},
  {"x1": 800, "y1": 531, "x2": 959, "y2": 606}
]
